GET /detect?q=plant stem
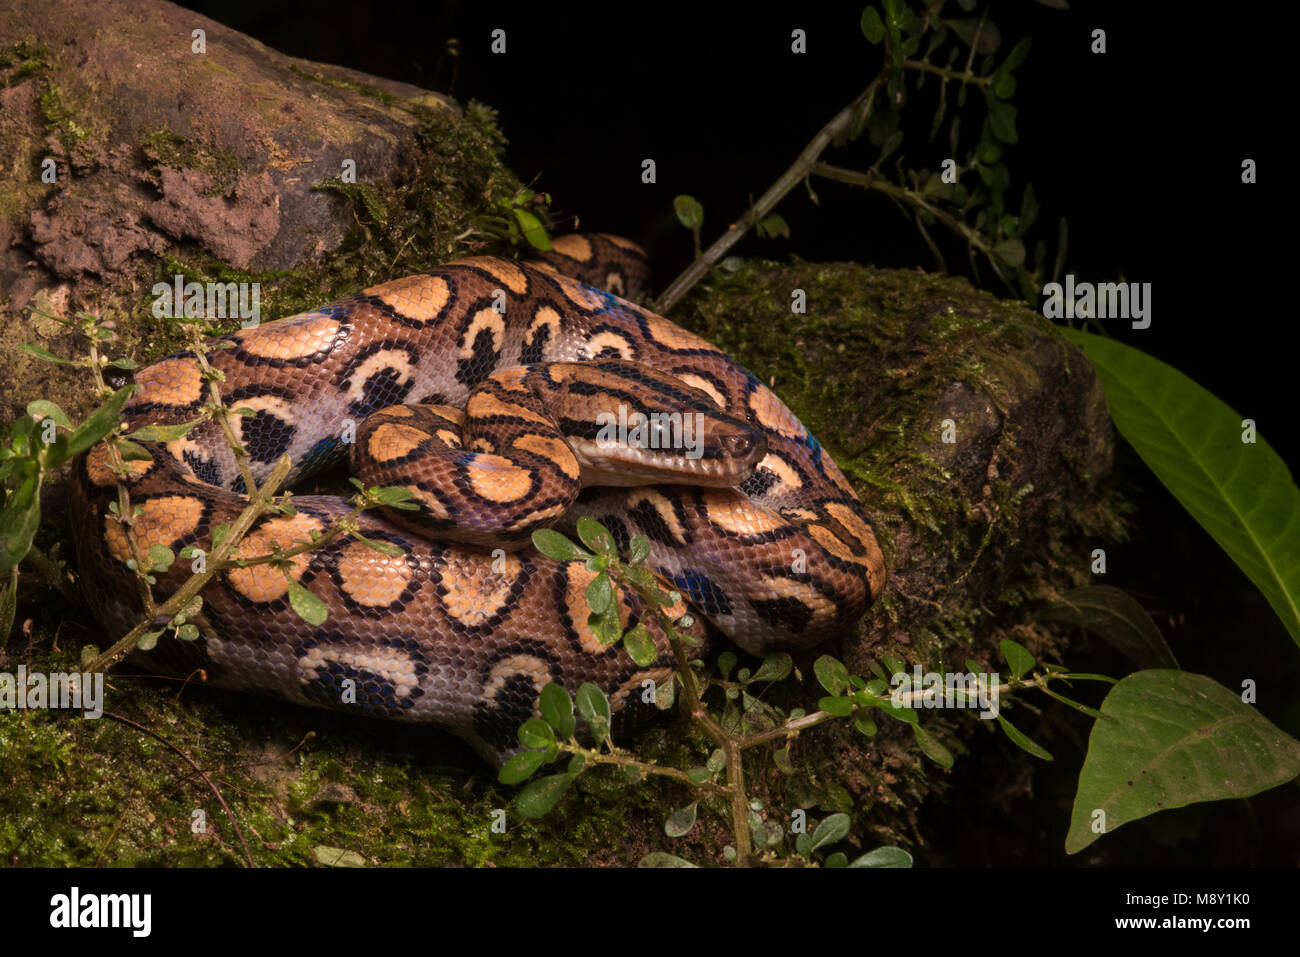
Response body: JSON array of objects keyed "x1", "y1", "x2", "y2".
[
  {"x1": 84, "y1": 454, "x2": 294, "y2": 674},
  {"x1": 654, "y1": 75, "x2": 884, "y2": 313}
]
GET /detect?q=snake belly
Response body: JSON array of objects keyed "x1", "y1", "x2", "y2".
[{"x1": 70, "y1": 234, "x2": 885, "y2": 764}]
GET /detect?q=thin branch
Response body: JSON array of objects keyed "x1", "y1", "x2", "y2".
[{"x1": 654, "y1": 75, "x2": 885, "y2": 313}]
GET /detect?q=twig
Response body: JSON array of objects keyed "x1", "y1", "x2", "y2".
[
  {"x1": 102, "y1": 709, "x2": 255, "y2": 868},
  {"x1": 654, "y1": 75, "x2": 885, "y2": 313}
]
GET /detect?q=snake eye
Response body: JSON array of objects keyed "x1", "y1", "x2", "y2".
[{"x1": 722, "y1": 433, "x2": 757, "y2": 459}]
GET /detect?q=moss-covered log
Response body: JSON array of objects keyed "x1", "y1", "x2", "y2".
[{"x1": 0, "y1": 0, "x2": 1120, "y2": 865}]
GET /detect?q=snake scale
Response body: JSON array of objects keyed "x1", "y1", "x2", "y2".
[{"x1": 71, "y1": 234, "x2": 885, "y2": 764}]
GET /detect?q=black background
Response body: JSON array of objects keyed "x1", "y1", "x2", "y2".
[{"x1": 162, "y1": 0, "x2": 1296, "y2": 867}]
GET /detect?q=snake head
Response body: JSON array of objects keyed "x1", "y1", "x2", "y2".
[{"x1": 543, "y1": 360, "x2": 767, "y2": 488}]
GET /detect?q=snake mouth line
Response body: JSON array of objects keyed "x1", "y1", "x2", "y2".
[{"x1": 569, "y1": 436, "x2": 766, "y2": 487}]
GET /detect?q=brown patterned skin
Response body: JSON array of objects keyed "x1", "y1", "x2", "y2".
[{"x1": 70, "y1": 238, "x2": 885, "y2": 765}]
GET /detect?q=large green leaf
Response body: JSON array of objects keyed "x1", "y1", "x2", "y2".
[
  {"x1": 1063, "y1": 330, "x2": 1300, "y2": 647},
  {"x1": 1066, "y1": 670, "x2": 1300, "y2": 854}
]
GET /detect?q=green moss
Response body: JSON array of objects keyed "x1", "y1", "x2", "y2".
[
  {"x1": 0, "y1": 39, "x2": 49, "y2": 86},
  {"x1": 140, "y1": 129, "x2": 243, "y2": 197},
  {"x1": 0, "y1": 633, "x2": 632, "y2": 865},
  {"x1": 289, "y1": 62, "x2": 401, "y2": 105}
]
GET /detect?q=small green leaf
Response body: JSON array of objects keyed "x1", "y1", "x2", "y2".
[
  {"x1": 588, "y1": 608, "x2": 622, "y2": 646},
  {"x1": 127, "y1": 416, "x2": 206, "y2": 443},
  {"x1": 575, "y1": 682, "x2": 611, "y2": 745},
  {"x1": 622, "y1": 623, "x2": 658, "y2": 667},
  {"x1": 20, "y1": 343, "x2": 77, "y2": 366},
  {"x1": 814, "y1": 654, "x2": 850, "y2": 695},
  {"x1": 986, "y1": 95, "x2": 1018, "y2": 143},
  {"x1": 26, "y1": 400, "x2": 71, "y2": 429},
  {"x1": 0, "y1": 470, "x2": 42, "y2": 573},
  {"x1": 751, "y1": 652, "x2": 792, "y2": 683},
  {"x1": 773, "y1": 747, "x2": 794, "y2": 774},
  {"x1": 638, "y1": 852, "x2": 697, "y2": 868},
  {"x1": 622, "y1": 563, "x2": 658, "y2": 593},
  {"x1": 540, "y1": 682, "x2": 575, "y2": 739},
  {"x1": 824, "y1": 852, "x2": 848, "y2": 868},
  {"x1": 997, "y1": 714, "x2": 1054, "y2": 761},
  {"x1": 575, "y1": 517, "x2": 616, "y2": 556},
  {"x1": 664, "y1": 802, "x2": 698, "y2": 838},
  {"x1": 628, "y1": 534, "x2": 651, "y2": 564},
  {"x1": 1002, "y1": 36, "x2": 1032, "y2": 72},
  {"x1": 312, "y1": 845, "x2": 367, "y2": 867},
  {"x1": 531, "y1": 528, "x2": 591, "y2": 562},
  {"x1": 879, "y1": 700, "x2": 918, "y2": 725},
  {"x1": 64, "y1": 385, "x2": 135, "y2": 459},
  {"x1": 586, "y1": 571, "x2": 614, "y2": 615},
  {"x1": 912, "y1": 724, "x2": 955, "y2": 768},
  {"x1": 514, "y1": 773, "x2": 575, "y2": 818},
  {"x1": 517, "y1": 718, "x2": 555, "y2": 751},
  {"x1": 880, "y1": 655, "x2": 905, "y2": 678},
  {"x1": 860, "y1": 6, "x2": 886, "y2": 43},
  {"x1": 369, "y1": 485, "x2": 418, "y2": 509},
  {"x1": 0, "y1": 567, "x2": 18, "y2": 649},
  {"x1": 672, "y1": 195, "x2": 704, "y2": 230},
  {"x1": 818, "y1": 696, "x2": 853, "y2": 718},
  {"x1": 992, "y1": 238, "x2": 1026, "y2": 268},
  {"x1": 147, "y1": 544, "x2": 175, "y2": 572},
  {"x1": 809, "y1": 812, "x2": 851, "y2": 853},
  {"x1": 756, "y1": 213, "x2": 790, "y2": 240},
  {"x1": 848, "y1": 846, "x2": 914, "y2": 868},
  {"x1": 114, "y1": 439, "x2": 153, "y2": 463},
  {"x1": 176, "y1": 623, "x2": 199, "y2": 641},
  {"x1": 353, "y1": 533, "x2": 406, "y2": 558},
  {"x1": 511, "y1": 207, "x2": 552, "y2": 251},
  {"x1": 498, "y1": 750, "x2": 547, "y2": 785},
  {"x1": 878, "y1": 130, "x2": 904, "y2": 163},
  {"x1": 717, "y1": 651, "x2": 737, "y2": 679},
  {"x1": 287, "y1": 580, "x2": 328, "y2": 626},
  {"x1": 1000, "y1": 638, "x2": 1036, "y2": 677}
]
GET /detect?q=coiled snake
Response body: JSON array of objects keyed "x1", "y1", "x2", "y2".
[{"x1": 71, "y1": 234, "x2": 885, "y2": 764}]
